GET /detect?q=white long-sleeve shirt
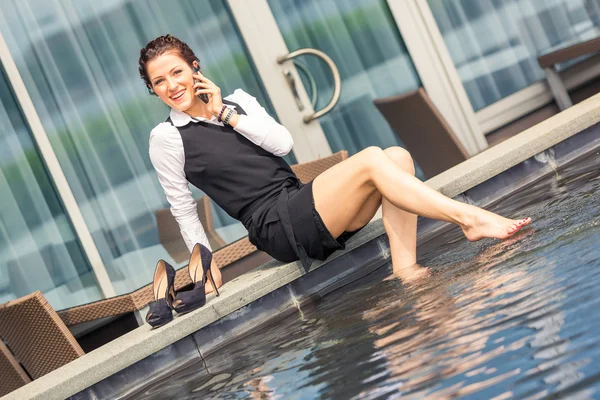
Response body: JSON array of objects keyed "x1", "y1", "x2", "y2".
[{"x1": 149, "y1": 89, "x2": 294, "y2": 254}]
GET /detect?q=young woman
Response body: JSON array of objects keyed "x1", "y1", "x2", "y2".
[{"x1": 140, "y1": 35, "x2": 531, "y2": 292}]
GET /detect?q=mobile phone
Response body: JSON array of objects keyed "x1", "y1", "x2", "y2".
[{"x1": 192, "y1": 66, "x2": 210, "y2": 104}]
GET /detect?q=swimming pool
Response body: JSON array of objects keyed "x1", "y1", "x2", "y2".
[{"x1": 133, "y1": 150, "x2": 600, "y2": 399}]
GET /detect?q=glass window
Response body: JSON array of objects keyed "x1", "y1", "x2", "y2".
[
  {"x1": 0, "y1": 0, "x2": 285, "y2": 296},
  {"x1": 268, "y1": 0, "x2": 423, "y2": 163},
  {"x1": 429, "y1": 0, "x2": 600, "y2": 111},
  {"x1": 0, "y1": 63, "x2": 100, "y2": 310}
]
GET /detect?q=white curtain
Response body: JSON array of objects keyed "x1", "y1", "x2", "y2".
[{"x1": 429, "y1": 0, "x2": 600, "y2": 111}]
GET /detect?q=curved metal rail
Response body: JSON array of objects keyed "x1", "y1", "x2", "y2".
[{"x1": 277, "y1": 48, "x2": 341, "y2": 123}]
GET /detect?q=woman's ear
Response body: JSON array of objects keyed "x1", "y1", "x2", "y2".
[{"x1": 192, "y1": 60, "x2": 199, "y2": 70}]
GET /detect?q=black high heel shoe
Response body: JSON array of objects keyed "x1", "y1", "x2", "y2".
[
  {"x1": 146, "y1": 260, "x2": 176, "y2": 328},
  {"x1": 172, "y1": 243, "x2": 220, "y2": 314}
]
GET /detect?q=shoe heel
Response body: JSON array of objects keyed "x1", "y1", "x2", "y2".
[
  {"x1": 207, "y1": 269, "x2": 220, "y2": 297},
  {"x1": 172, "y1": 243, "x2": 215, "y2": 314},
  {"x1": 199, "y1": 243, "x2": 219, "y2": 297}
]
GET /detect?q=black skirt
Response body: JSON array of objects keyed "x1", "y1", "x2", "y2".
[{"x1": 245, "y1": 180, "x2": 365, "y2": 269}]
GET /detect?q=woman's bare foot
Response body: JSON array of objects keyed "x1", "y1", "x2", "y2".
[
  {"x1": 461, "y1": 206, "x2": 532, "y2": 242},
  {"x1": 392, "y1": 263, "x2": 431, "y2": 283}
]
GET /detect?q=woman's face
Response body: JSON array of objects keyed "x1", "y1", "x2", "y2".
[{"x1": 146, "y1": 51, "x2": 198, "y2": 112}]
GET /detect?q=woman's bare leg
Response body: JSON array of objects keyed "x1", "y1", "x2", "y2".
[
  {"x1": 380, "y1": 148, "x2": 418, "y2": 271},
  {"x1": 312, "y1": 146, "x2": 531, "y2": 262},
  {"x1": 343, "y1": 147, "x2": 419, "y2": 273}
]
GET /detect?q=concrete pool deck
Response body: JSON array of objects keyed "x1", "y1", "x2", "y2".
[{"x1": 4, "y1": 93, "x2": 600, "y2": 400}]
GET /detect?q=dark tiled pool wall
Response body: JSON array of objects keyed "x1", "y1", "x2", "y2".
[
  {"x1": 417, "y1": 122, "x2": 600, "y2": 244},
  {"x1": 71, "y1": 336, "x2": 204, "y2": 400}
]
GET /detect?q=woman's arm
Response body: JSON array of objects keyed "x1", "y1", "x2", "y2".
[
  {"x1": 149, "y1": 122, "x2": 212, "y2": 253},
  {"x1": 192, "y1": 71, "x2": 293, "y2": 157},
  {"x1": 226, "y1": 89, "x2": 294, "y2": 157}
]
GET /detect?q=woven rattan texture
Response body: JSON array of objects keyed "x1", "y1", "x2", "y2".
[
  {"x1": 290, "y1": 150, "x2": 348, "y2": 184},
  {"x1": 0, "y1": 292, "x2": 84, "y2": 379},
  {"x1": 214, "y1": 237, "x2": 256, "y2": 267},
  {"x1": 0, "y1": 340, "x2": 30, "y2": 397},
  {"x1": 58, "y1": 294, "x2": 138, "y2": 326}
]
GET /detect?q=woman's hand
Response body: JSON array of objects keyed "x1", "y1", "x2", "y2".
[{"x1": 193, "y1": 71, "x2": 223, "y2": 117}]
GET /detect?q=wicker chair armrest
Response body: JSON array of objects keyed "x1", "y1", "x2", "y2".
[{"x1": 58, "y1": 294, "x2": 139, "y2": 326}]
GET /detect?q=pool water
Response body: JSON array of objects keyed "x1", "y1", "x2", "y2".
[{"x1": 140, "y1": 154, "x2": 600, "y2": 399}]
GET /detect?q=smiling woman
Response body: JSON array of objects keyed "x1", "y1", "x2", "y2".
[
  {"x1": 140, "y1": 37, "x2": 218, "y2": 119},
  {"x1": 146, "y1": 53, "x2": 238, "y2": 126},
  {"x1": 139, "y1": 33, "x2": 532, "y2": 317},
  {"x1": 139, "y1": 34, "x2": 300, "y2": 299}
]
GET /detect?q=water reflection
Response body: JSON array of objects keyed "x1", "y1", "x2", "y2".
[{"x1": 361, "y1": 230, "x2": 548, "y2": 398}]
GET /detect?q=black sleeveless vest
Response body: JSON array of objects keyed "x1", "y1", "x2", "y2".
[{"x1": 167, "y1": 99, "x2": 300, "y2": 224}]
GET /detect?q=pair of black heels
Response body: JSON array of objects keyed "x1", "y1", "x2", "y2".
[{"x1": 146, "y1": 243, "x2": 220, "y2": 328}]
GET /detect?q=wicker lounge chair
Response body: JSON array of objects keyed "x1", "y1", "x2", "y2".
[
  {"x1": 374, "y1": 88, "x2": 469, "y2": 178},
  {"x1": 0, "y1": 291, "x2": 84, "y2": 394},
  {"x1": 56, "y1": 151, "x2": 349, "y2": 327},
  {"x1": 0, "y1": 340, "x2": 31, "y2": 397},
  {"x1": 289, "y1": 150, "x2": 348, "y2": 184}
]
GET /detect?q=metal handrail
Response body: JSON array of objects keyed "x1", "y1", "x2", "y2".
[
  {"x1": 277, "y1": 48, "x2": 341, "y2": 123},
  {"x1": 292, "y1": 59, "x2": 317, "y2": 108}
]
